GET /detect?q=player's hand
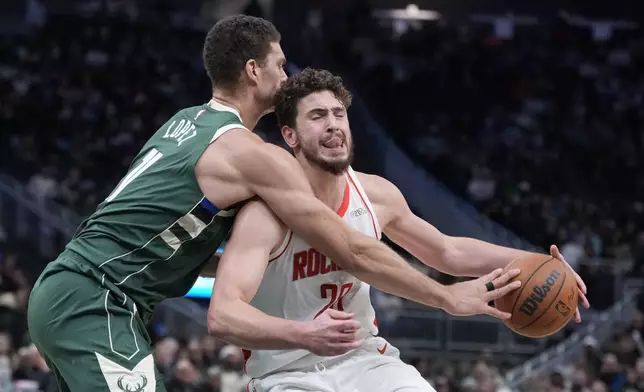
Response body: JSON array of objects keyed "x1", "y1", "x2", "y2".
[
  {"x1": 302, "y1": 309, "x2": 364, "y2": 356},
  {"x1": 550, "y1": 244, "x2": 590, "y2": 323},
  {"x1": 443, "y1": 268, "x2": 522, "y2": 320}
]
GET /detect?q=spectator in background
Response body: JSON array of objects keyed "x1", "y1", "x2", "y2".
[
  {"x1": 561, "y1": 234, "x2": 587, "y2": 272},
  {"x1": 467, "y1": 165, "x2": 496, "y2": 204},
  {"x1": 218, "y1": 345, "x2": 248, "y2": 392},
  {"x1": 166, "y1": 358, "x2": 210, "y2": 392},
  {"x1": 590, "y1": 380, "x2": 608, "y2": 392},
  {"x1": 201, "y1": 335, "x2": 221, "y2": 369},
  {"x1": 26, "y1": 167, "x2": 58, "y2": 205},
  {"x1": 12, "y1": 344, "x2": 56, "y2": 392},
  {"x1": 155, "y1": 337, "x2": 180, "y2": 379},
  {"x1": 206, "y1": 366, "x2": 222, "y2": 392}
]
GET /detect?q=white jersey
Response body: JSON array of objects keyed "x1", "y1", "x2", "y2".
[{"x1": 244, "y1": 167, "x2": 382, "y2": 379}]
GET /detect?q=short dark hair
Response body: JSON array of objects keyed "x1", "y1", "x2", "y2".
[
  {"x1": 203, "y1": 15, "x2": 281, "y2": 91},
  {"x1": 275, "y1": 68, "x2": 352, "y2": 128}
]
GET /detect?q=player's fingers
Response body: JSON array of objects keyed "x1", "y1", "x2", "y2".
[
  {"x1": 578, "y1": 289, "x2": 590, "y2": 309},
  {"x1": 325, "y1": 309, "x2": 355, "y2": 320},
  {"x1": 479, "y1": 268, "x2": 504, "y2": 286},
  {"x1": 572, "y1": 269, "x2": 588, "y2": 295},
  {"x1": 550, "y1": 245, "x2": 563, "y2": 261},
  {"x1": 336, "y1": 330, "x2": 360, "y2": 343},
  {"x1": 335, "y1": 319, "x2": 361, "y2": 332},
  {"x1": 490, "y1": 268, "x2": 521, "y2": 289},
  {"x1": 485, "y1": 280, "x2": 521, "y2": 302},
  {"x1": 485, "y1": 305, "x2": 512, "y2": 320},
  {"x1": 329, "y1": 329, "x2": 360, "y2": 344},
  {"x1": 574, "y1": 306, "x2": 582, "y2": 324}
]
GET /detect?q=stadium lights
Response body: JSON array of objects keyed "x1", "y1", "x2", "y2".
[{"x1": 372, "y1": 3, "x2": 442, "y2": 21}]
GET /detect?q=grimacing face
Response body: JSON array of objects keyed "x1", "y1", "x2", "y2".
[
  {"x1": 283, "y1": 90, "x2": 354, "y2": 175},
  {"x1": 256, "y1": 42, "x2": 287, "y2": 111}
]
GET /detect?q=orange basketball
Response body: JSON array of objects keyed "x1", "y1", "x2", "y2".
[{"x1": 494, "y1": 254, "x2": 578, "y2": 338}]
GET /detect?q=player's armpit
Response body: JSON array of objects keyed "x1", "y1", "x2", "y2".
[
  {"x1": 208, "y1": 200, "x2": 310, "y2": 350},
  {"x1": 233, "y1": 143, "x2": 452, "y2": 310}
]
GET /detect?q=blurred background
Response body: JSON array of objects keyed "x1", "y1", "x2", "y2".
[{"x1": 2, "y1": 0, "x2": 644, "y2": 391}]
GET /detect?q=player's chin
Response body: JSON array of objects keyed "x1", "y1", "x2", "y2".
[{"x1": 320, "y1": 146, "x2": 348, "y2": 158}]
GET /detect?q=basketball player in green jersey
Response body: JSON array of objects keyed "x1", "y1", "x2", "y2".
[{"x1": 28, "y1": 15, "x2": 525, "y2": 392}]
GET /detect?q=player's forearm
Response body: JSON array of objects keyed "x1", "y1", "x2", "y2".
[
  {"x1": 445, "y1": 236, "x2": 541, "y2": 277},
  {"x1": 348, "y1": 232, "x2": 450, "y2": 310},
  {"x1": 208, "y1": 300, "x2": 309, "y2": 350}
]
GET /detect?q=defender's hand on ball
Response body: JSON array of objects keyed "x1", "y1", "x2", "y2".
[
  {"x1": 549, "y1": 245, "x2": 590, "y2": 323},
  {"x1": 304, "y1": 309, "x2": 364, "y2": 357},
  {"x1": 444, "y1": 268, "x2": 522, "y2": 320}
]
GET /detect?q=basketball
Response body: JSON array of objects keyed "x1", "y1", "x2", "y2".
[{"x1": 494, "y1": 254, "x2": 578, "y2": 338}]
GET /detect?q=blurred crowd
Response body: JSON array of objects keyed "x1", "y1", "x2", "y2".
[
  {"x1": 0, "y1": 13, "x2": 213, "y2": 214},
  {"x1": 1, "y1": 3, "x2": 644, "y2": 391},
  {"x1": 527, "y1": 308, "x2": 644, "y2": 392},
  {"x1": 315, "y1": 7, "x2": 644, "y2": 262},
  {"x1": 4, "y1": 8, "x2": 644, "y2": 262},
  {"x1": 413, "y1": 305, "x2": 644, "y2": 392}
]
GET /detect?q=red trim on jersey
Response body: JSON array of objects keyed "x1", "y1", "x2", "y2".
[
  {"x1": 268, "y1": 231, "x2": 294, "y2": 263},
  {"x1": 242, "y1": 349, "x2": 251, "y2": 374},
  {"x1": 346, "y1": 174, "x2": 378, "y2": 237},
  {"x1": 337, "y1": 180, "x2": 351, "y2": 217},
  {"x1": 268, "y1": 180, "x2": 348, "y2": 265}
]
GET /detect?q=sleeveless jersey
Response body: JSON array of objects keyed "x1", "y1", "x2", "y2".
[
  {"x1": 62, "y1": 100, "x2": 245, "y2": 322},
  {"x1": 245, "y1": 168, "x2": 382, "y2": 378}
]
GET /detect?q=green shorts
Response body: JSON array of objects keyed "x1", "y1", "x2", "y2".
[{"x1": 27, "y1": 258, "x2": 166, "y2": 392}]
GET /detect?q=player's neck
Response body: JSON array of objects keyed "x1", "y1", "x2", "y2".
[
  {"x1": 210, "y1": 91, "x2": 265, "y2": 130},
  {"x1": 300, "y1": 159, "x2": 346, "y2": 212}
]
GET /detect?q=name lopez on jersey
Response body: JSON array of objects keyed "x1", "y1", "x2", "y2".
[{"x1": 292, "y1": 248, "x2": 343, "y2": 281}]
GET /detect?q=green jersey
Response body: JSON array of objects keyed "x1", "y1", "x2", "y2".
[{"x1": 63, "y1": 102, "x2": 245, "y2": 321}]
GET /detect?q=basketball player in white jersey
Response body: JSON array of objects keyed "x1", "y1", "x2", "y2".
[{"x1": 207, "y1": 69, "x2": 589, "y2": 392}]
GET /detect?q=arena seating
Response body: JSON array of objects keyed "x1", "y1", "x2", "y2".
[
  {"x1": 1, "y1": 2, "x2": 643, "y2": 390},
  {"x1": 317, "y1": 11, "x2": 644, "y2": 262}
]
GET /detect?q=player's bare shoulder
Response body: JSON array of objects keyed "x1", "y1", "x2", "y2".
[
  {"x1": 195, "y1": 128, "x2": 264, "y2": 209},
  {"x1": 355, "y1": 171, "x2": 407, "y2": 227},
  {"x1": 222, "y1": 198, "x2": 289, "y2": 264}
]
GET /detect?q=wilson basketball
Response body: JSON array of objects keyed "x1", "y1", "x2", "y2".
[{"x1": 494, "y1": 254, "x2": 578, "y2": 338}]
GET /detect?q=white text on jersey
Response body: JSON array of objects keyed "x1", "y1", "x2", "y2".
[{"x1": 163, "y1": 119, "x2": 197, "y2": 146}]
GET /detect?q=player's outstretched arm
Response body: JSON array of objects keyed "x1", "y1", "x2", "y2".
[
  {"x1": 359, "y1": 172, "x2": 589, "y2": 320},
  {"x1": 208, "y1": 200, "x2": 362, "y2": 355},
  {"x1": 357, "y1": 172, "x2": 534, "y2": 277}
]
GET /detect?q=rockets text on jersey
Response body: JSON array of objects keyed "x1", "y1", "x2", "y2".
[{"x1": 245, "y1": 167, "x2": 382, "y2": 378}]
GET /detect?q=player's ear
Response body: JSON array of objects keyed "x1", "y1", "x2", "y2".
[
  {"x1": 281, "y1": 125, "x2": 298, "y2": 148},
  {"x1": 244, "y1": 59, "x2": 260, "y2": 85}
]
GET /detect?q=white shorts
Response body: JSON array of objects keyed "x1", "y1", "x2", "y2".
[{"x1": 249, "y1": 337, "x2": 435, "y2": 392}]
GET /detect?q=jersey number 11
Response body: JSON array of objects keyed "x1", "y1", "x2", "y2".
[{"x1": 105, "y1": 148, "x2": 163, "y2": 203}]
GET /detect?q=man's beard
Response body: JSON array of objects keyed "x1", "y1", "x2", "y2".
[{"x1": 301, "y1": 143, "x2": 354, "y2": 175}]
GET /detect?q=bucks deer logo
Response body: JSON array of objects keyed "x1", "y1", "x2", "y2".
[{"x1": 117, "y1": 373, "x2": 148, "y2": 392}]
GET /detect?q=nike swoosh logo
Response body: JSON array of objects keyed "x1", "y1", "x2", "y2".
[{"x1": 377, "y1": 343, "x2": 387, "y2": 354}]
